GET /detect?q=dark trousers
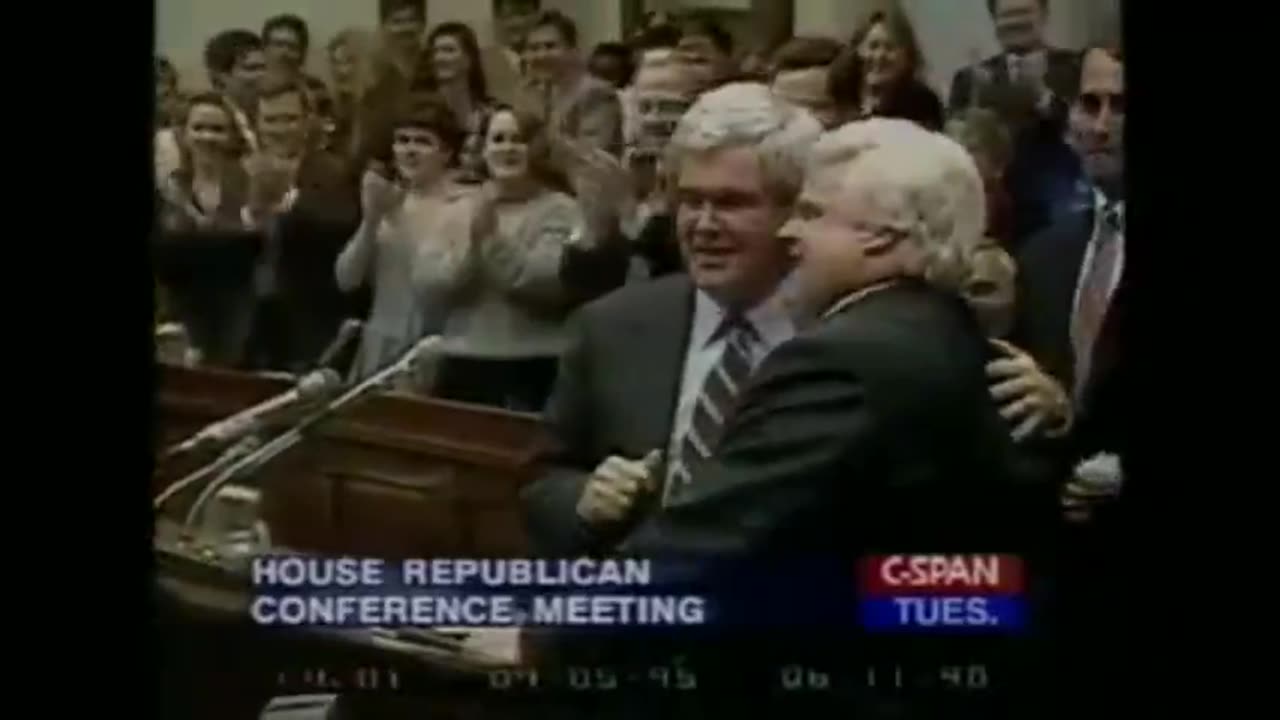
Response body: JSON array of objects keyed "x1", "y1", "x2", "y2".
[{"x1": 433, "y1": 356, "x2": 559, "y2": 413}]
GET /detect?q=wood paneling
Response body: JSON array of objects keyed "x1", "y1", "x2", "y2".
[{"x1": 154, "y1": 364, "x2": 550, "y2": 558}]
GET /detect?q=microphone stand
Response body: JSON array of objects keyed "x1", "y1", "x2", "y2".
[
  {"x1": 161, "y1": 368, "x2": 342, "y2": 463},
  {"x1": 178, "y1": 337, "x2": 439, "y2": 531}
]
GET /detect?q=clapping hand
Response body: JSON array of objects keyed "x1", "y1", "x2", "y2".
[
  {"x1": 986, "y1": 339, "x2": 1072, "y2": 442},
  {"x1": 247, "y1": 153, "x2": 292, "y2": 215},
  {"x1": 564, "y1": 139, "x2": 631, "y2": 238},
  {"x1": 471, "y1": 181, "x2": 501, "y2": 240},
  {"x1": 360, "y1": 166, "x2": 404, "y2": 222},
  {"x1": 1014, "y1": 52, "x2": 1053, "y2": 111},
  {"x1": 576, "y1": 450, "x2": 663, "y2": 526}
]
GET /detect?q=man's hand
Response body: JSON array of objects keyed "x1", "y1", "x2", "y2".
[
  {"x1": 1062, "y1": 453, "x2": 1123, "y2": 523},
  {"x1": 1014, "y1": 52, "x2": 1055, "y2": 115},
  {"x1": 576, "y1": 450, "x2": 663, "y2": 526},
  {"x1": 247, "y1": 153, "x2": 292, "y2": 215},
  {"x1": 986, "y1": 339, "x2": 1072, "y2": 442}
]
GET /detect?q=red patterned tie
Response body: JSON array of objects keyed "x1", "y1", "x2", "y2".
[{"x1": 1071, "y1": 206, "x2": 1122, "y2": 401}]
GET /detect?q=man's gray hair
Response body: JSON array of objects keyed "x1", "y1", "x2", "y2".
[
  {"x1": 666, "y1": 82, "x2": 823, "y2": 204},
  {"x1": 808, "y1": 118, "x2": 987, "y2": 291}
]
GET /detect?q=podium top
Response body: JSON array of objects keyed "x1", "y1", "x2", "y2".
[{"x1": 157, "y1": 363, "x2": 551, "y2": 470}]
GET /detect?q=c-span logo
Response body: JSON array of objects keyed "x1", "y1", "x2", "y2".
[{"x1": 857, "y1": 554, "x2": 1025, "y2": 633}]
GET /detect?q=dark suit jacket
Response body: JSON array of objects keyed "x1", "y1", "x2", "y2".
[
  {"x1": 876, "y1": 78, "x2": 945, "y2": 132},
  {"x1": 590, "y1": 279, "x2": 1055, "y2": 685},
  {"x1": 558, "y1": 234, "x2": 633, "y2": 310},
  {"x1": 632, "y1": 212, "x2": 683, "y2": 278},
  {"x1": 153, "y1": 168, "x2": 261, "y2": 367},
  {"x1": 952, "y1": 49, "x2": 1085, "y2": 246},
  {"x1": 267, "y1": 150, "x2": 363, "y2": 371},
  {"x1": 948, "y1": 48, "x2": 1080, "y2": 134},
  {"x1": 522, "y1": 274, "x2": 696, "y2": 556},
  {"x1": 1012, "y1": 206, "x2": 1127, "y2": 462},
  {"x1": 1012, "y1": 206, "x2": 1130, "y2": 701},
  {"x1": 619, "y1": 279, "x2": 1046, "y2": 562}
]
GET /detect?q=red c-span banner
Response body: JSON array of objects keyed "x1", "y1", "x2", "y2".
[{"x1": 858, "y1": 554, "x2": 1024, "y2": 596}]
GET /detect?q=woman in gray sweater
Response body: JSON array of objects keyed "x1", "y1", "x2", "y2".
[{"x1": 422, "y1": 106, "x2": 588, "y2": 412}]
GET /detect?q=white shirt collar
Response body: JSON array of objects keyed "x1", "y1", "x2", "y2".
[
  {"x1": 690, "y1": 284, "x2": 795, "y2": 355},
  {"x1": 820, "y1": 280, "x2": 900, "y2": 321},
  {"x1": 1007, "y1": 48, "x2": 1047, "y2": 67},
  {"x1": 1093, "y1": 189, "x2": 1125, "y2": 231}
]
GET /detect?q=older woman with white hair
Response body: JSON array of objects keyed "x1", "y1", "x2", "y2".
[{"x1": 617, "y1": 120, "x2": 1053, "y2": 670}]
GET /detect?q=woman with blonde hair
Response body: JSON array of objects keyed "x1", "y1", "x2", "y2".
[
  {"x1": 154, "y1": 93, "x2": 260, "y2": 367},
  {"x1": 947, "y1": 107, "x2": 1016, "y2": 248}
]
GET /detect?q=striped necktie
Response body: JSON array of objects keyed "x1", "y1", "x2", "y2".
[
  {"x1": 1071, "y1": 204, "x2": 1123, "y2": 402},
  {"x1": 666, "y1": 316, "x2": 757, "y2": 503}
]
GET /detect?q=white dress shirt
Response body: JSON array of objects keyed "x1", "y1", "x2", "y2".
[
  {"x1": 1006, "y1": 49, "x2": 1047, "y2": 82},
  {"x1": 665, "y1": 287, "x2": 797, "y2": 482}
]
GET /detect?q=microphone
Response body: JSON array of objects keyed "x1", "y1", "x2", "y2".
[
  {"x1": 385, "y1": 334, "x2": 444, "y2": 379},
  {"x1": 162, "y1": 368, "x2": 343, "y2": 460},
  {"x1": 162, "y1": 336, "x2": 445, "y2": 526},
  {"x1": 315, "y1": 318, "x2": 363, "y2": 369}
]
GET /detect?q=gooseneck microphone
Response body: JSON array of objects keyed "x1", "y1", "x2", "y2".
[
  {"x1": 154, "y1": 336, "x2": 444, "y2": 525},
  {"x1": 162, "y1": 368, "x2": 344, "y2": 462},
  {"x1": 315, "y1": 318, "x2": 364, "y2": 370}
]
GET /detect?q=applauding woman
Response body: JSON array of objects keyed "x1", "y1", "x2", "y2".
[
  {"x1": 425, "y1": 107, "x2": 586, "y2": 412},
  {"x1": 335, "y1": 101, "x2": 473, "y2": 381},
  {"x1": 828, "y1": 7, "x2": 944, "y2": 130},
  {"x1": 154, "y1": 93, "x2": 260, "y2": 367}
]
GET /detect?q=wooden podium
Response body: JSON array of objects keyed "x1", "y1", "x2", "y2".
[
  {"x1": 154, "y1": 363, "x2": 552, "y2": 558},
  {"x1": 153, "y1": 363, "x2": 549, "y2": 718}
]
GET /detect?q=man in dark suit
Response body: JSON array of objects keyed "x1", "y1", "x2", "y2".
[
  {"x1": 522, "y1": 83, "x2": 823, "y2": 556},
  {"x1": 950, "y1": 0, "x2": 1088, "y2": 245},
  {"x1": 949, "y1": 0, "x2": 1079, "y2": 134},
  {"x1": 245, "y1": 77, "x2": 363, "y2": 373},
  {"x1": 606, "y1": 120, "x2": 1053, "y2": 713},
  {"x1": 1011, "y1": 44, "x2": 1126, "y2": 518},
  {"x1": 618, "y1": 115, "x2": 1043, "y2": 572},
  {"x1": 1008, "y1": 44, "x2": 1127, "y2": 714},
  {"x1": 516, "y1": 10, "x2": 624, "y2": 157}
]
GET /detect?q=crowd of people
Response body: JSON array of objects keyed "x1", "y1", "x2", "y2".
[{"x1": 155, "y1": 0, "x2": 1126, "y2": 709}]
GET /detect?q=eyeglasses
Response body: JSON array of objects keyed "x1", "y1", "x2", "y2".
[{"x1": 1077, "y1": 92, "x2": 1125, "y2": 116}]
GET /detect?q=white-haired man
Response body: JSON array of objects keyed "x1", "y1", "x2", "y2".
[
  {"x1": 522, "y1": 83, "x2": 823, "y2": 555},
  {"x1": 613, "y1": 120, "x2": 1050, "y2": 664},
  {"x1": 622, "y1": 58, "x2": 702, "y2": 277}
]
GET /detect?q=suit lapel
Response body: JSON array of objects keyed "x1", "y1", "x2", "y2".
[{"x1": 622, "y1": 277, "x2": 695, "y2": 454}]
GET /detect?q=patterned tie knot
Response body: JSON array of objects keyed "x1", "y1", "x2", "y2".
[
  {"x1": 1103, "y1": 204, "x2": 1124, "y2": 235},
  {"x1": 716, "y1": 312, "x2": 757, "y2": 351}
]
